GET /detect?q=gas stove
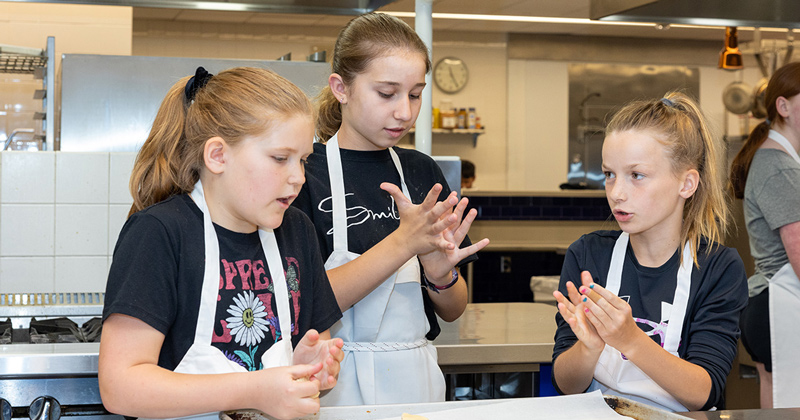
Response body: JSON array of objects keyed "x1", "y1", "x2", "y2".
[{"x1": 0, "y1": 293, "x2": 119, "y2": 420}]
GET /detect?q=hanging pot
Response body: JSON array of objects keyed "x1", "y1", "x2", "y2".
[
  {"x1": 722, "y1": 80, "x2": 754, "y2": 115},
  {"x1": 752, "y1": 77, "x2": 769, "y2": 119}
]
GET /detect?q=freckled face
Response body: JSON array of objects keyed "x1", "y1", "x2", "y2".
[
  {"x1": 338, "y1": 48, "x2": 427, "y2": 151},
  {"x1": 602, "y1": 129, "x2": 688, "y2": 242},
  {"x1": 216, "y1": 114, "x2": 314, "y2": 232}
]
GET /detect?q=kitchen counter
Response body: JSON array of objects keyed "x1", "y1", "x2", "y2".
[{"x1": 434, "y1": 302, "x2": 557, "y2": 373}]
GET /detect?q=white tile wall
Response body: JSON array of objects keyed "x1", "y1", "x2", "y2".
[
  {"x1": 108, "y1": 204, "x2": 130, "y2": 254},
  {"x1": 0, "y1": 152, "x2": 55, "y2": 203},
  {"x1": 55, "y1": 152, "x2": 109, "y2": 204},
  {"x1": 0, "y1": 204, "x2": 55, "y2": 256},
  {"x1": 54, "y1": 256, "x2": 108, "y2": 292},
  {"x1": 0, "y1": 257, "x2": 55, "y2": 292},
  {"x1": 55, "y1": 204, "x2": 109, "y2": 255},
  {"x1": 0, "y1": 151, "x2": 134, "y2": 292},
  {"x1": 109, "y1": 152, "x2": 135, "y2": 204}
]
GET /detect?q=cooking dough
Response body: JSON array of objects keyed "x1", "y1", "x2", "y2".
[
  {"x1": 400, "y1": 414, "x2": 428, "y2": 420},
  {"x1": 294, "y1": 376, "x2": 320, "y2": 399}
]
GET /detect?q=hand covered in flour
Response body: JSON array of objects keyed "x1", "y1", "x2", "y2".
[
  {"x1": 292, "y1": 329, "x2": 344, "y2": 390},
  {"x1": 254, "y1": 363, "x2": 322, "y2": 419},
  {"x1": 380, "y1": 183, "x2": 462, "y2": 257},
  {"x1": 576, "y1": 274, "x2": 643, "y2": 355},
  {"x1": 417, "y1": 193, "x2": 489, "y2": 281},
  {"x1": 553, "y1": 271, "x2": 604, "y2": 353}
]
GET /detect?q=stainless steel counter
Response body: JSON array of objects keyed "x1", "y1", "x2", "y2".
[{"x1": 434, "y1": 302, "x2": 557, "y2": 373}]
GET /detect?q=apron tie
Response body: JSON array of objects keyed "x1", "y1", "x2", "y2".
[{"x1": 343, "y1": 338, "x2": 428, "y2": 352}]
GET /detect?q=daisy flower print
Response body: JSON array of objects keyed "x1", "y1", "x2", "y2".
[{"x1": 226, "y1": 290, "x2": 271, "y2": 347}]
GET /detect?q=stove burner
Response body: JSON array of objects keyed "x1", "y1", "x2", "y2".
[
  {"x1": 1, "y1": 318, "x2": 11, "y2": 345},
  {"x1": 27, "y1": 317, "x2": 102, "y2": 344}
]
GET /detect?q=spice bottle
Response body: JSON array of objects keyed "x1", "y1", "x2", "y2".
[
  {"x1": 457, "y1": 108, "x2": 467, "y2": 129},
  {"x1": 467, "y1": 107, "x2": 477, "y2": 129}
]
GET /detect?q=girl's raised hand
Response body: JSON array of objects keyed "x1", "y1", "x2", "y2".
[
  {"x1": 553, "y1": 276, "x2": 604, "y2": 353},
  {"x1": 292, "y1": 329, "x2": 344, "y2": 390},
  {"x1": 418, "y1": 195, "x2": 489, "y2": 280},
  {"x1": 254, "y1": 363, "x2": 323, "y2": 419},
  {"x1": 578, "y1": 277, "x2": 643, "y2": 355},
  {"x1": 380, "y1": 182, "x2": 460, "y2": 256}
]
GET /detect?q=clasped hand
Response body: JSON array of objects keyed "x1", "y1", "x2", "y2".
[
  {"x1": 292, "y1": 329, "x2": 344, "y2": 390},
  {"x1": 553, "y1": 270, "x2": 643, "y2": 356},
  {"x1": 380, "y1": 182, "x2": 489, "y2": 280}
]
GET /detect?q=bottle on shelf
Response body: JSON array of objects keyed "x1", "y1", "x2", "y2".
[
  {"x1": 432, "y1": 107, "x2": 440, "y2": 129},
  {"x1": 457, "y1": 108, "x2": 467, "y2": 129},
  {"x1": 467, "y1": 107, "x2": 477, "y2": 129}
]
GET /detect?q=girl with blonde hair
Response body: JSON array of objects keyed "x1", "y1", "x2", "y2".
[
  {"x1": 100, "y1": 67, "x2": 343, "y2": 420},
  {"x1": 552, "y1": 92, "x2": 748, "y2": 412}
]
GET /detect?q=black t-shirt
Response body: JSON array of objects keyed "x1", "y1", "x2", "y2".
[
  {"x1": 103, "y1": 194, "x2": 342, "y2": 371},
  {"x1": 552, "y1": 230, "x2": 748, "y2": 410},
  {"x1": 292, "y1": 143, "x2": 477, "y2": 339}
]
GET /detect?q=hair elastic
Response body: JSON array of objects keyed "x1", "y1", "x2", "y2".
[
  {"x1": 765, "y1": 118, "x2": 771, "y2": 125},
  {"x1": 660, "y1": 97, "x2": 675, "y2": 107},
  {"x1": 184, "y1": 66, "x2": 214, "y2": 103}
]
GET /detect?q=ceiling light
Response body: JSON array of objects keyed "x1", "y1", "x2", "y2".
[{"x1": 380, "y1": 11, "x2": 793, "y2": 33}]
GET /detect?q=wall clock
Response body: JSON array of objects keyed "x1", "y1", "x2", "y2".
[{"x1": 433, "y1": 57, "x2": 469, "y2": 94}]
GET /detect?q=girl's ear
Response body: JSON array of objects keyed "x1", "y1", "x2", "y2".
[
  {"x1": 776, "y1": 96, "x2": 791, "y2": 118},
  {"x1": 204, "y1": 136, "x2": 227, "y2": 175},
  {"x1": 329, "y1": 73, "x2": 347, "y2": 104},
  {"x1": 679, "y1": 168, "x2": 700, "y2": 199}
]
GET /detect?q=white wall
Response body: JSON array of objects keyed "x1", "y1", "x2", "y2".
[{"x1": 506, "y1": 60, "x2": 569, "y2": 191}]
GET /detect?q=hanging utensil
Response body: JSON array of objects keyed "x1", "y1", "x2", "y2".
[{"x1": 723, "y1": 80, "x2": 754, "y2": 115}]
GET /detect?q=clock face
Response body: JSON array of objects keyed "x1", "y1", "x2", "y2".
[{"x1": 434, "y1": 57, "x2": 469, "y2": 94}]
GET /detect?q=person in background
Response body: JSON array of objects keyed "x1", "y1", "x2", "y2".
[
  {"x1": 552, "y1": 92, "x2": 748, "y2": 412},
  {"x1": 292, "y1": 13, "x2": 489, "y2": 406},
  {"x1": 99, "y1": 67, "x2": 344, "y2": 420},
  {"x1": 729, "y1": 62, "x2": 800, "y2": 409},
  {"x1": 461, "y1": 159, "x2": 476, "y2": 189}
]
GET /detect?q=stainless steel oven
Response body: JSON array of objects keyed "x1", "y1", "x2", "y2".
[{"x1": 0, "y1": 293, "x2": 119, "y2": 420}]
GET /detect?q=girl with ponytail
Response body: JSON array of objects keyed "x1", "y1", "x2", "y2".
[
  {"x1": 730, "y1": 62, "x2": 800, "y2": 409},
  {"x1": 552, "y1": 92, "x2": 748, "y2": 412},
  {"x1": 100, "y1": 67, "x2": 344, "y2": 420}
]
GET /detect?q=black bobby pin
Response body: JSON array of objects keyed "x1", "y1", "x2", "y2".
[{"x1": 184, "y1": 66, "x2": 214, "y2": 103}]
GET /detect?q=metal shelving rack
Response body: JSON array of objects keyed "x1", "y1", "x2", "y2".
[{"x1": 0, "y1": 36, "x2": 55, "y2": 150}]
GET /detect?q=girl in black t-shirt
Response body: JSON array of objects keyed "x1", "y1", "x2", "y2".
[
  {"x1": 99, "y1": 67, "x2": 343, "y2": 420},
  {"x1": 552, "y1": 92, "x2": 748, "y2": 411},
  {"x1": 292, "y1": 13, "x2": 489, "y2": 405}
]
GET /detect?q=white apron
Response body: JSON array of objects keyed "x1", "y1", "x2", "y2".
[
  {"x1": 588, "y1": 232, "x2": 692, "y2": 412},
  {"x1": 765, "y1": 129, "x2": 800, "y2": 408},
  {"x1": 141, "y1": 180, "x2": 293, "y2": 420},
  {"x1": 319, "y1": 134, "x2": 445, "y2": 406}
]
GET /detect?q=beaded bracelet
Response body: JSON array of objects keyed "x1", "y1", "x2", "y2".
[{"x1": 423, "y1": 268, "x2": 459, "y2": 294}]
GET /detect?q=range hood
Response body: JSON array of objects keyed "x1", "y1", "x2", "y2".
[
  {"x1": 591, "y1": 0, "x2": 800, "y2": 29},
  {"x1": 5, "y1": 0, "x2": 396, "y2": 15}
]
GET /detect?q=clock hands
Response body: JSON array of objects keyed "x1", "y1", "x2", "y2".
[{"x1": 449, "y1": 67, "x2": 458, "y2": 86}]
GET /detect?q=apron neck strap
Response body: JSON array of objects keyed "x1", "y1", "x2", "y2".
[
  {"x1": 326, "y1": 134, "x2": 410, "y2": 253},
  {"x1": 768, "y1": 129, "x2": 800, "y2": 164}
]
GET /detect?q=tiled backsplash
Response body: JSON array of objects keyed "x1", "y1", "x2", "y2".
[
  {"x1": 0, "y1": 151, "x2": 135, "y2": 293},
  {"x1": 465, "y1": 194, "x2": 612, "y2": 221}
]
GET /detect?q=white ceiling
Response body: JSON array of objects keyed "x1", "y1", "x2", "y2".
[{"x1": 131, "y1": 0, "x2": 792, "y2": 43}]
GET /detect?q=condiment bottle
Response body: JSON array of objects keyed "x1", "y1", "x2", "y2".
[
  {"x1": 457, "y1": 108, "x2": 467, "y2": 129},
  {"x1": 467, "y1": 107, "x2": 476, "y2": 129}
]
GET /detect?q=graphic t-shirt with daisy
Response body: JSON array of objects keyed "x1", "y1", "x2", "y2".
[{"x1": 102, "y1": 194, "x2": 342, "y2": 372}]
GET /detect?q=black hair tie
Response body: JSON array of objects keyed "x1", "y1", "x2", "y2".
[{"x1": 184, "y1": 66, "x2": 214, "y2": 103}]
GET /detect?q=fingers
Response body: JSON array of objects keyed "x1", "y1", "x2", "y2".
[
  {"x1": 297, "y1": 329, "x2": 321, "y2": 347},
  {"x1": 380, "y1": 182, "x2": 413, "y2": 209},
  {"x1": 293, "y1": 362, "x2": 324, "y2": 381}
]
